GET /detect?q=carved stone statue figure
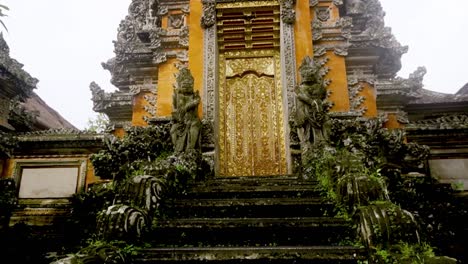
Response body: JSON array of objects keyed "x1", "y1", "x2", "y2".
[
  {"x1": 170, "y1": 68, "x2": 202, "y2": 153},
  {"x1": 295, "y1": 56, "x2": 329, "y2": 153}
]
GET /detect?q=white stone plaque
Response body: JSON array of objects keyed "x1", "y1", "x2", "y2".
[
  {"x1": 18, "y1": 167, "x2": 79, "y2": 198},
  {"x1": 429, "y1": 159, "x2": 468, "y2": 190}
]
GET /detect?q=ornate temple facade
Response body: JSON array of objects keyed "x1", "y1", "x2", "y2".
[
  {"x1": 0, "y1": 1, "x2": 467, "y2": 262},
  {"x1": 90, "y1": 0, "x2": 468, "y2": 182},
  {"x1": 0, "y1": 0, "x2": 467, "y2": 233}
]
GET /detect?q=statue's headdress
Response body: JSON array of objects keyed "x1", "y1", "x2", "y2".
[
  {"x1": 298, "y1": 56, "x2": 319, "y2": 82},
  {"x1": 176, "y1": 68, "x2": 194, "y2": 88}
]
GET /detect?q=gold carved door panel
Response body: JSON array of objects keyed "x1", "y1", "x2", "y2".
[{"x1": 218, "y1": 53, "x2": 287, "y2": 176}]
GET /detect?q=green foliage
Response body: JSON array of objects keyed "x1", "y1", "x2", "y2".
[
  {"x1": 66, "y1": 182, "x2": 116, "y2": 244},
  {"x1": 90, "y1": 124, "x2": 173, "y2": 181},
  {"x1": 0, "y1": 178, "x2": 17, "y2": 228},
  {"x1": 355, "y1": 201, "x2": 420, "y2": 248},
  {"x1": 373, "y1": 242, "x2": 435, "y2": 264},
  {"x1": 389, "y1": 176, "x2": 468, "y2": 261},
  {"x1": 67, "y1": 239, "x2": 143, "y2": 264},
  {"x1": 304, "y1": 116, "x2": 449, "y2": 261},
  {"x1": 85, "y1": 113, "x2": 110, "y2": 133},
  {"x1": 0, "y1": 131, "x2": 17, "y2": 158}
]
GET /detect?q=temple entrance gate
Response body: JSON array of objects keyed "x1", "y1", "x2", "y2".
[{"x1": 216, "y1": 2, "x2": 288, "y2": 176}]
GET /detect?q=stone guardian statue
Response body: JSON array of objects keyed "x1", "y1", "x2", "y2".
[
  {"x1": 170, "y1": 68, "x2": 202, "y2": 153},
  {"x1": 295, "y1": 56, "x2": 330, "y2": 158}
]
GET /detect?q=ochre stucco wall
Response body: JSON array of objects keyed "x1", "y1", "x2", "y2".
[
  {"x1": 188, "y1": 0, "x2": 204, "y2": 117},
  {"x1": 156, "y1": 58, "x2": 179, "y2": 117},
  {"x1": 384, "y1": 113, "x2": 404, "y2": 129},
  {"x1": 310, "y1": 4, "x2": 350, "y2": 112},
  {"x1": 324, "y1": 51, "x2": 350, "y2": 112},
  {"x1": 294, "y1": 1, "x2": 313, "y2": 74},
  {"x1": 132, "y1": 91, "x2": 152, "y2": 127}
]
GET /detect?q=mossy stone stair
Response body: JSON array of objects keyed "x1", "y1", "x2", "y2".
[{"x1": 135, "y1": 175, "x2": 368, "y2": 263}]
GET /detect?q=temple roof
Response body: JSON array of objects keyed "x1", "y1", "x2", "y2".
[
  {"x1": 409, "y1": 88, "x2": 468, "y2": 105},
  {"x1": 22, "y1": 92, "x2": 77, "y2": 130},
  {"x1": 457, "y1": 83, "x2": 468, "y2": 96},
  {"x1": 0, "y1": 34, "x2": 76, "y2": 131}
]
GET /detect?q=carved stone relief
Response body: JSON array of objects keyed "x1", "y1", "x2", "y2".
[
  {"x1": 316, "y1": 7, "x2": 330, "y2": 22},
  {"x1": 169, "y1": 14, "x2": 185, "y2": 29},
  {"x1": 280, "y1": 0, "x2": 296, "y2": 24},
  {"x1": 201, "y1": 0, "x2": 216, "y2": 28},
  {"x1": 203, "y1": 25, "x2": 217, "y2": 122}
]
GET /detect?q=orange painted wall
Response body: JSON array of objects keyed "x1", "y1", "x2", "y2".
[
  {"x1": 325, "y1": 51, "x2": 350, "y2": 112},
  {"x1": 384, "y1": 113, "x2": 404, "y2": 129},
  {"x1": 188, "y1": 0, "x2": 204, "y2": 90},
  {"x1": 188, "y1": 0, "x2": 204, "y2": 117},
  {"x1": 156, "y1": 58, "x2": 178, "y2": 117},
  {"x1": 3, "y1": 159, "x2": 14, "y2": 179},
  {"x1": 294, "y1": 1, "x2": 313, "y2": 72},
  {"x1": 113, "y1": 127, "x2": 126, "y2": 138},
  {"x1": 132, "y1": 91, "x2": 152, "y2": 127}
]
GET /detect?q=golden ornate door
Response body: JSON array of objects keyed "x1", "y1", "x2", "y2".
[
  {"x1": 218, "y1": 52, "x2": 287, "y2": 176},
  {"x1": 215, "y1": 1, "x2": 287, "y2": 176}
]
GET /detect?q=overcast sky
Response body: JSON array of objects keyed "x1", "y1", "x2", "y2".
[{"x1": 2, "y1": 0, "x2": 467, "y2": 129}]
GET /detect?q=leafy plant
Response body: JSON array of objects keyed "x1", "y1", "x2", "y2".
[
  {"x1": 90, "y1": 123, "x2": 172, "y2": 181},
  {"x1": 0, "y1": 178, "x2": 17, "y2": 229},
  {"x1": 0, "y1": 131, "x2": 17, "y2": 158},
  {"x1": 66, "y1": 182, "x2": 116, "y2": 245},
  {"x1": 85, "y1": 113, "x2": 110, "y2": 133}
]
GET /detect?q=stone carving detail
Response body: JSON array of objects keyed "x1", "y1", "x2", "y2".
[
  {"x1": 90, "y1": 82, "x2": 105, "y2": 101},
  {"x1": 153, "y1": 51, "x2": 168, "y2": 65},
  {"x1": 316, "y1": 7, "x2": 330, "y2": 22},
  {"x1": 400, "y1": 66, "x2": 426, "y2": 91},
  {"x1": 396, "y1": 110, "x2": 409, "y2": 125},
  {"x1": 334, "y1": 46, "x2": 349, "y2": 56},
  {"x1": 347, "y1": 78, "x2": 367, "y2": 116},
  {"x1": 346, "y1": 0, "x2": 366, "y2": 14},
  {"x1": 345, "y1": 0, "x2": 408, "y2": 77},
  {"x1": 201, "y1": 0, "x2": 216, "y2": 28},
  {"x1": 410, "y1": 115, "x2": 468, "y2": 130},
  {"x1": 294, "y1": 57, "x2": 330, "y2": 162},
  {"x1": 203, "y1": 25, "x2": 217, "y2": 122},
  {"x1": 169, "y1": 14, "x2": 184, "y2": 29},
  {"x1": 97, "y1": 175, "x2": 166, "y2": 240},
  {"x1": 143, "y1": 93, "x2": 157, "y2": 121},
  {"x1": 333, "y1": 0, "x2": 344, "y2": 6},
  {"x1": 0, "y1": 34, "x2": 38, "y2": 97},
  {"x1": 89, "y1": 81, "x2": 132, "y2": 112},
  {"x1": 171, "y1": 68, "x2": 202, "y2": 153},
  {"x1": 179, "y1": 26, "x2": 189, "y2": 47},
  {"x1": 281, "y1": 21, "x2": 297, "y2": 121},
  {"x1": 312, "y1": 19, "x2": 323, "y2": 41},
  {"x1": 309, "y1": 0, "x2": 318, "y2": 6},
  {"x1": 280, "y1": 0, "x2": 297, "y2": 24}
]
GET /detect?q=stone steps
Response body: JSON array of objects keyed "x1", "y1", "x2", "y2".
[
  {"x1": 163, "y1": 197, "x2": 333, "y2": 218},
  {"x1": 135, "y1": 246, "x2": 367, "y2": 264},
  {"x1": 138, "y1": 176, "x2": 367, "y2": 263},
  {"x1": 183, "y1": 177, "x2": 322, "y2": 199},
  {"x1": 151, "y1": 217, "x2": 352, "y2": 247}
]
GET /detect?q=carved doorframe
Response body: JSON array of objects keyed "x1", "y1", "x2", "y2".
[{"x1": 201, "y1": 0, "x2": 297, "y2": 176}]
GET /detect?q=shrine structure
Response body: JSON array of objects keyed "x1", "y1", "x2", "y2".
[{"x1": 0, "y1": 0, "x2": 467, "y2": 263}]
